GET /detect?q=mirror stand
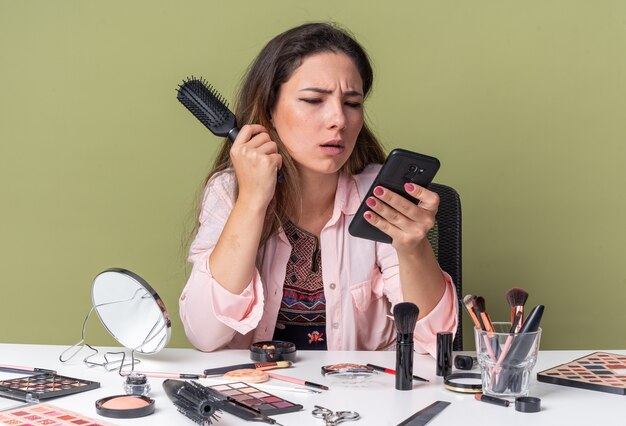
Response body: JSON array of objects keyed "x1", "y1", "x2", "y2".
[
  {"x1": 59, "y1": 268, "x2": 171, "y2": 375},
  {"x1": 59, "y1": 305, "x2": 141, "y2": 374}
]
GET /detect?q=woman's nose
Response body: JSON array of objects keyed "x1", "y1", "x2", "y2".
[{"x1": 327, "y1": 101, "x2": 346, "y2": 130}]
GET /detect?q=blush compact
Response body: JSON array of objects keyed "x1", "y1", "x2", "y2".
[{"x1": 95, "y1": 394, "x2": 155, "y2": 418}]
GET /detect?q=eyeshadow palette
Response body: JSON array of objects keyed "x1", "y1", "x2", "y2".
[
  {"x1": 0, "y1": 403, "x2": 116, "y2": 425},
  {"x1": 537, "y1": 351, "x2": 626, "y2": 395},
  {"x1": 0, "y1": 374, "x2": 100, "y2": 402},
  {"x1": 209, "y1": 382, "x2": 303, "y2": 415}
]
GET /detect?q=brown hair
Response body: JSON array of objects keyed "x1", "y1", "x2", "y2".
[{"x1": 197, "y1": 22, "x2": 386, "y2": 244}]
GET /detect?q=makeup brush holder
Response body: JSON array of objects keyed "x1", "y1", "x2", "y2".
[{"x1": 474, "y1": 322, "x2": 542, "y2": 398}]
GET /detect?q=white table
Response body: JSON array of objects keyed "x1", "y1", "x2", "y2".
[{"x1": 0, "y1": 344, "x2": 624, "y2": 425}]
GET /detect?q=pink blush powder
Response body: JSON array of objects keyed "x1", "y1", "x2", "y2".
[{"x1": 101, "y1": 396, "x2": 150, "y2": 409}]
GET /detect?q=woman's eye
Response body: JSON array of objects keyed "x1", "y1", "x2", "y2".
[
  {"x1": 345, "y1": 101, "x2": 362, "y2": 108},
  {"x1": 301, "y1": 98, "x2": 322, "y2": 104}
]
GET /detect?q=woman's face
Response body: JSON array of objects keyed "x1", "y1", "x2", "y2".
[{"x1": 271, "y1": 52, "x2": 364, "y2": 177}]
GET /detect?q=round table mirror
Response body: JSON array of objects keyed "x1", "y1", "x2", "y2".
[{"x1": 92, "y1": 268, "x2": 171, "y2": 354}]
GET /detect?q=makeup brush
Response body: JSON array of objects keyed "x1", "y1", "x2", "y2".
[
  {"x1": 0, "y1": 364, "x2": 56, "y2": 375},
  {"x1": 393, "y1": 302, "x2": 420, "y2": 391},
  {"x1": 505, "y1": 287, "x2": 529, "y2": 333},
  {"x1": 466, "y1": 295, "x2": 497, "y2": 362},
  {"x1": 474, "y1": 296, "x2": 495, "y2": 333},
  {"x1": 163, "y1": 379, "x2": 281, "y2": 425},
  {"x1": 466, "y1": 295, "x2": 487, "y2": 331},
  {"x1": 204, "y1": 361, "x2": 292, "y2": 376},
  {"x1": 462, "y1": 294, "x2": 483, "y2": 331},
  {"x1": 177, "y1": 77, "x2": 284, "y2": 182}
]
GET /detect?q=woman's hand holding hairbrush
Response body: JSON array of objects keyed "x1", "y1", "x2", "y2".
[
  {"x1": 230, "y1": 124, "x2": 282, "y2": 209},
  {"x1": 177, "y1": 76, "x2": 284, "y2": 186}
]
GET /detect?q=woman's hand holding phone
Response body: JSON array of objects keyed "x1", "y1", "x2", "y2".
[
  {"x1": 348, "y1": 149, "x2": 440, "y2": 245},
  {"x1": 362, "y1": 183, "x2": 439, "y2": 254}
]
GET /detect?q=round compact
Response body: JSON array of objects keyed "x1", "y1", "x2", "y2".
[
  {"x1": 250, "y1": 340, "x2": 297, "y2": 362},
  {"x1": 515, "y1": 396, "x2": 541, "y2": 413},
  {"x1": 321, "y1": 363, "x2": 375, "y2": 385},
  {"x1": 96, "y1": 395, "x2": 155, "y2": 418},
  {"x1": 443, "y1": 373, "x2": 483, "y2": 394},
  {"x1": 223, "y1": 368, "x2": 269, "y2": 383}
]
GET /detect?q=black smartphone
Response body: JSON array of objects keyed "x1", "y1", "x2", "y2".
[{"x1": 348, "y1": 148, "x2": 440, "y2": 243}]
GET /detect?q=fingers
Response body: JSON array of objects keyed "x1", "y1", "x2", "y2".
[
  {"x1": 363, "y1": 185, "x2": 439, "y2": 244},
  {"x1": 234, "y1": 124, "x2": 272, "y2": 149},
  {"x1": 230, "y1": 124, "x2": 282, "y2": 183},
  {"x1": 403, "y1": 183, "x2": 439, "y2": 212},
  {"x1": 232, "y1": 124, "x2": 267, "y2": 145}
]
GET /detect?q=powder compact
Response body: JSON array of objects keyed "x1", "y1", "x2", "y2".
[
  {"x1": 321, "y1": 363, "x2": 376, "y2": 385},
  {"x1": 250, "y1": 340, "x2": 297, "y2": 362},
  {"x1": 0, "y1": 373, "x2": 100, "y2": 402},
  {"x1": 443, "y1": 372, "x2": 483, "y2": 394},
  {"x1": 95, "y1": 395, "x2": 155, "y2": 418}
]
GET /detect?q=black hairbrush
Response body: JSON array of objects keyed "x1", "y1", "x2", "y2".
[
  {"x1": 176, "y1": 77, "x2": 283, "y2": 182},
  {"x1": 163, "y1": 379, "x2": 281, "y2": 425},
  {"x1": 163, "y1": 379, "x2": 222, "y2": 425},
  {"x1": 177, "y1": 77, "x2": 239, "y2": 141}
]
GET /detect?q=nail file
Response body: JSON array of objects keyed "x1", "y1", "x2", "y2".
[{"x1": 396, "y1": 401, "x2": 451, "y2": 426}]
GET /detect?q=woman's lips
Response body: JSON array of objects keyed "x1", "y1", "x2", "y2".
[{"x1": 319, "y1": 142, "x2": 345, "y2": 155}]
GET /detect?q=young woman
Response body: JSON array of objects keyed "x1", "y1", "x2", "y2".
[{"x1": 179, "y1": 22, "x2": 457, "y2": 356}]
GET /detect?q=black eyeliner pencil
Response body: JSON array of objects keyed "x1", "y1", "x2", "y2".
[{"x1": 366, "y1": 364, "x2": 429, "y2": 382}]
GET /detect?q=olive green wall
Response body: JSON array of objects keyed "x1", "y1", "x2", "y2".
[{"x1": 1, "y1": 1, "x2": 625, "y2": 350}]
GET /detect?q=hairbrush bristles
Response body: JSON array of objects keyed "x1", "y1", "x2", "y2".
[
  {"x1": 177, "y1": 77, "x2": 239, "y2": 141},
  {"x1": 392, "y1": 302, "x2": 420, "y2": 336},
  {"x1": 163, "y1": 379, "x2": 222, "y2": 425}
]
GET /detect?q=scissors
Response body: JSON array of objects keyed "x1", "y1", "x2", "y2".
[{"x1": 312, "y1": 405, "x2": 360, "y2": 426}]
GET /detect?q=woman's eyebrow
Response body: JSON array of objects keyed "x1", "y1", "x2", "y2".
[{"x1": 300, "y1": 87, "x2": 363, "y2": 97}]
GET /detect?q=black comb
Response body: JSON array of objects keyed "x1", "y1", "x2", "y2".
[
  {"x1": 177, "y1": 77, "x2": 239, "y2": 141},
  {"x1": 177, "y1": 76, "x2": 284, "y2": 182}
]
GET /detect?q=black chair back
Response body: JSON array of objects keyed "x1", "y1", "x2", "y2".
[{"x1": 427, "y1": 183, "x2": 463, "y2": 350}]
